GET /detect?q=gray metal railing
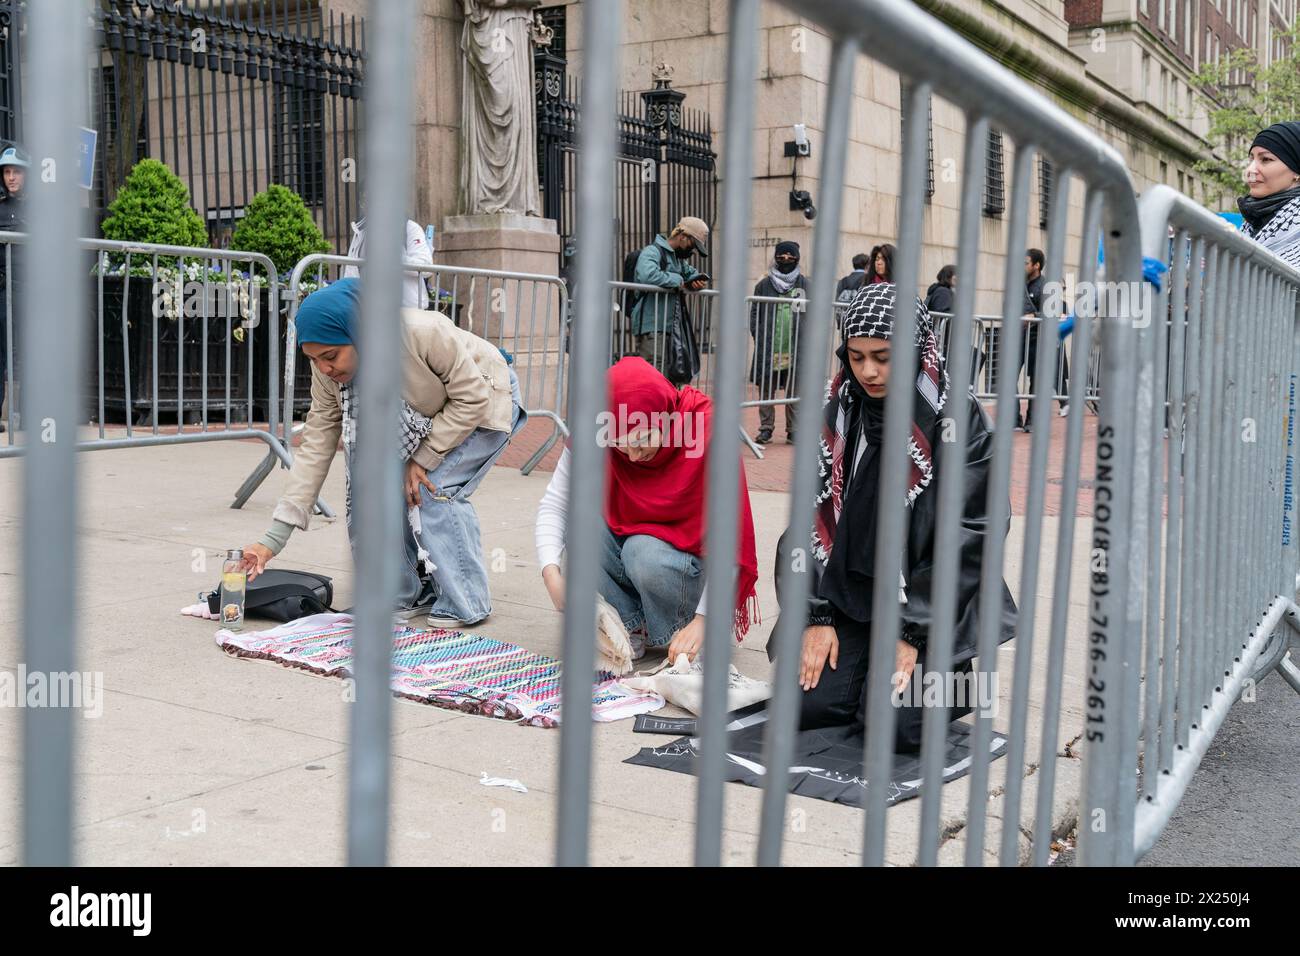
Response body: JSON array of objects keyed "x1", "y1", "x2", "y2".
[
  {"x1": 563, "y1": 0, "x2": 1147, "y2": 867},
  {"x1": 229, "y1": 253, "x2": 570, "y2": 511},
  {"x1": 15, "y1": 0, "x2": 1292, "y2": 870},
  {"x1": 1091, "y1": 185, "x2": 1300, "y2": 864}
]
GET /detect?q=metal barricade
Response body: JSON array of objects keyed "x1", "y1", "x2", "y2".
[
  {"x1": 20, "y1": 0, "x2": 1286, "y2": 871},
  {"x1": 1078, "y1": 185, "x2": 1300, "y2": 865},
  {"x1": 230, "y1": 253, "x2": 570, "y2": 510},
  {"x1": 0, "y1": 232, "x2": 298, "y2": 471},
  {"x1": 562, "y1": 0, "x2": 1144, "y2": 868}
]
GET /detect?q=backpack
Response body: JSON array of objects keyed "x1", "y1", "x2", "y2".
[
  {"x1": 205, "y1": 568, "x2": 336, "y2": 623},
  {"x1": 621, "y1": 244, "x2": 671, "y2": 314}
]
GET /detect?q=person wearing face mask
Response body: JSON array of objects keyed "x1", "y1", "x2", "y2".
[
  {"x1": 629, "y1": 217, "x2": 710, "y2": 379},
  {"x1": 1238, "y1": 121, "x2": 1300, "y2": 270},
  {"x1": 749, "y1": 240, "x2": 808, "y2": 444},
  {"x1": 770, "y1": 283, "x2": 1016, "y2": 750},
  {"x1": 534, "y1": 357, "x2": 758, "y2": 662}
]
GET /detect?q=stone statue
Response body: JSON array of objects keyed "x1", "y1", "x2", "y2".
[{"x1": 459, "y1": 0, "x2": 542, "y2": 217}]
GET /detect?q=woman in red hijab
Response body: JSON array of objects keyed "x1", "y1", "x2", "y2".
[{"x1": 535, "y1": 357, "x2": 759, "y2": 661}]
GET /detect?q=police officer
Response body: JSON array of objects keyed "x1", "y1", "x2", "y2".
[{"x1": 0, "y1": 144, "x2": 30, "y2": 431}]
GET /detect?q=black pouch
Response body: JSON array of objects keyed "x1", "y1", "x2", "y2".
[
  {"x1": 664, "y1": 295, "x2": 701, "y2": 386},
  {"x1": 205, "y1": 569, "x2": 336, "y2": 623}
]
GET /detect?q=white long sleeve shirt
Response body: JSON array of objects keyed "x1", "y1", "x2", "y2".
[
  {"x1": 535, "y1": 447, "x2": 708, "y2": 617},
  {"x1": 342, "y1": 218, "x2": 433, "y2": 309}
]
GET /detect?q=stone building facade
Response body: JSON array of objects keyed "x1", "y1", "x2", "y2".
[{"x1": 244, "y1": 0, "x2": 1281, "y2": 312}]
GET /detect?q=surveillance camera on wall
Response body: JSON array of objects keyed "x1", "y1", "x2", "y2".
[
  {"x1": 789, "y1": 189, "x2": 817, "y2": 220},
  {"x1": 793, "y1": 123, "x2": 810, "y2": 154},
  {"x1": 784, "y1": 124, "x2": 812, "y2": 158}
]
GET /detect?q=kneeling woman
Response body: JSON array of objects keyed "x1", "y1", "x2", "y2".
[
  {"x1": 774, "y1": 282, "x2": 1016, "y2": 752},
  {"x1": 535, "y1": 357, "x2": 759, "y2": 661},
  {"x1": 241, "y1": 278, "x2": 525, "y2": 627}
]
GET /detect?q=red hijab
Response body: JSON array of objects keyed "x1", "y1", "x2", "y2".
[{"x1": 602, "y1": 358, "x2": 759, "y2": 640}]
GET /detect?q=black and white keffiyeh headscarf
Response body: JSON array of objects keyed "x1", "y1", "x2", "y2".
[
  {"x1": 811, "y1": 282, "x2": 949, "y2": 567},
  {"x1": 338, "y1": 381, "x2": 435, "y2": 565}
]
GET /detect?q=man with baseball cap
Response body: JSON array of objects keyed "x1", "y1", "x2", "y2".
[
  {"x1": 0, "y1": 143, "x2": 28, "y2": 432},
  {"x1": 628, "y1": 216, "x2": 710, "y2": 382}
]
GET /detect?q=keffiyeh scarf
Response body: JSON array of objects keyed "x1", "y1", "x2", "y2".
[
  {"x1": 338, "y1": 380, "x2": 435, "y2": 552},
  {"x1": 811, "y1": 282, "x2": 948, "y2": 567},
  {"x1": 1241, "y1": 191, "x2": 1300, "y2": 272}
]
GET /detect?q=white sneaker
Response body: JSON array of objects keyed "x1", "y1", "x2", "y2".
[
  {"x1": 426, "y1": 612, "x2": 485, "y2": 630},
  {"x1": 1058, "y1": 403, "x2": 1069, "y2": 418},
  {"x1": 628, "y1": 627, "x2": 647, "y2": 661}
]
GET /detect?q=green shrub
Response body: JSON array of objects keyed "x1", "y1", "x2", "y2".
[
  {"x1": 100, "y1": 158, "x2": 208, "y2": 251},
  {"x1": 230, "y1": 184, "x2": 330, "y2": 278}
]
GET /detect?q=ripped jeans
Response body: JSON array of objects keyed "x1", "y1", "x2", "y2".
[{"x1": 394, "y1": 370, "x2": 526, "y2": 624}]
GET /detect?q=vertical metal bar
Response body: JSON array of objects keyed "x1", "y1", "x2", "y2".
[
  {"x1": 97, "y1": 252, "x2": 106, "y2": 439},
  {"x1": 22, "y1": 0, "x2": 88, "y2": 866},
  {"x1": 1139, "y1": 230, "x2": 1170, "y2": 803},
  {"x1": 347, "y1": 0, "x2": 415, "y2": 867},
  {"x1": 757, "y1": 32, "x2": 858, "y2": 868},
  {"x1": 1158, "y1": 230, "x2": 1190, "y2": 777},
  {"x1": 918, "y1": 113, "x2": 988, "y2": 866},
  {"x1": 1077, "y1": 176, "x2": 1145, "y2": 867},
  {"x1": 860, "y1": 78, "x2": 932, "y2": 867},
  {"x1": 555, "y1": 0, "x2": 622, "y2": 868},
  {"x1": 695, "y1": 0, "x2": 758, "y2": 867},
  {"x1": 1032, "y1": 191, "x2": 1103, "y2": 866},
  {"x1": 1174, "y1": 236, "x2": 1204, "y2": 755},
  {"x1": 963, "y1": 144, "x2": 1036, "y2": 866},
  {"x1": 999, "y1": 154, "x2": 1072, "y2": 866},
  {"x1": 122, "y1": 252, "x2": 134, "y2": 439},
  {"x1": 168, "y1": 253, "x2": 182, "y2": 434},
  {"x1": 1189, "y1": 245, "x2": 1219, "y2": 742}
]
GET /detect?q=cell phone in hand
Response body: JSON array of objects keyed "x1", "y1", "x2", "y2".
[{"x1": 692, "y1": 274, "x2": 711, "y2": 284}]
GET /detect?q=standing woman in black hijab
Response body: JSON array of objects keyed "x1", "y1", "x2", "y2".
[
  {"x1": 1238, "y1": 121, "x2": 1300, "y2": 269},
  {"x1": 770, "y1": 283, "x2": 1017, "y2": 752}
]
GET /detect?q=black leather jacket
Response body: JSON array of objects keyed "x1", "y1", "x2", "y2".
[{"x1": 770, "y1": 389, "x2": 1018, "y2": 664}]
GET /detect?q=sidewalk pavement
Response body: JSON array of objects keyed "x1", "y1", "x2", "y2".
[{"x1": 0, "y1": 419, "x2": 1091, "y2": 866}]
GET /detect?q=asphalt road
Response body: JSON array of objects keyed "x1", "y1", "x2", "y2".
[
  {"x1": 1138, "y1": 667, "x2": 1300, "y2": 867},
  {"x1": 1053, "y1": 665, "x2": 1300, "y2": 867}
]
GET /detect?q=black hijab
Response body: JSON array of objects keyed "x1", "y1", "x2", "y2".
[{"x1": 1238, "y1": 122, "x2": 1300, "y2": 232}]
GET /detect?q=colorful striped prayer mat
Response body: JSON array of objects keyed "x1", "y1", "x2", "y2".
[{"x1": 215, "y1": 613, "x2": 664, "y2": 728}]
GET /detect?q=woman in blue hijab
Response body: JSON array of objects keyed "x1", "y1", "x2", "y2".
[{"x1": 239, "y1": 278, "x2": 526, "y2": 628}]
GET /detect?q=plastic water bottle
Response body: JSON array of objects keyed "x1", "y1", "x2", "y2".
[{"x1": 220, "y1": 549, "x2": 248, "y2": 631}]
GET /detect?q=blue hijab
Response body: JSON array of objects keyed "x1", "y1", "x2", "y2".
[{"x1": 296, "y1": 277, "x2": 361, "y2": 346}]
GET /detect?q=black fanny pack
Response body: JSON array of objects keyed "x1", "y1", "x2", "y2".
[{"x1": 205, "y1": 569, "x2": 336, "y2": 623}]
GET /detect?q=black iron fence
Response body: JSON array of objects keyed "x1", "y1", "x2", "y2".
[
  {"x1": 89, "y1": 0, "x2": 365, "y2": 253},
  {"x1": 535, "y1": 43, "x2": 717, "y2": 276}
]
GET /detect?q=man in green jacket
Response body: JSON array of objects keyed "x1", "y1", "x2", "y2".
[{"x1": 630, "y1": 217, "x2": 710, "y2": 377}]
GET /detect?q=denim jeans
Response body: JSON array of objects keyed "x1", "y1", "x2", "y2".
[
  {"x1": 397, "y1": 369, "x2": 526, "y2": 623},
  {"x1": 596, "y1": 522, "x2": 704, "y2": 646}
]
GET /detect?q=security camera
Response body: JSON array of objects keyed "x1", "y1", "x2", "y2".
[
  {"x1": 789, "y1": 189, "x2": 817, "y2": 220},
  {"x1": 793, "y1": 123, "x2": 810, "y2": 155},
  {"x1": 785, "y1": 124, "x2": 812, "y2": 158}
]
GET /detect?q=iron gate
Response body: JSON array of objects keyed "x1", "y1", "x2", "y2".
[
  {"x1": 535, "y1": 37, "x2": 717, "y2": 276},
  {"x1": 88, "y1": 0, "x2": 365, "y2": 254}
]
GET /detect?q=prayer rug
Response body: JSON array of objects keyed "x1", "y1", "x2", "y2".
[
  {"x1": 624, "y1": 702, "x2": 1009, "y2": 806},
  {"x1": 216, "y1": 613, "x2": 663, "y2": 728}
]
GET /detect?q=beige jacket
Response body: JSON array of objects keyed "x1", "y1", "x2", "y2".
[{"x1": 272, "y1": 307, "x2": 514, "y2": 530}]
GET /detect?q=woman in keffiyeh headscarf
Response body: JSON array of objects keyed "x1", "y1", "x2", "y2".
[
  {"x1": 1238, "y1": 121, "x2": 1300, "y2": 270},
  {"x1": 771, "y1": 282, "x2": 1017, "y2": 752},
  {"x1": 237, "y1": 278, "x2": 527, "y2": 629}
]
